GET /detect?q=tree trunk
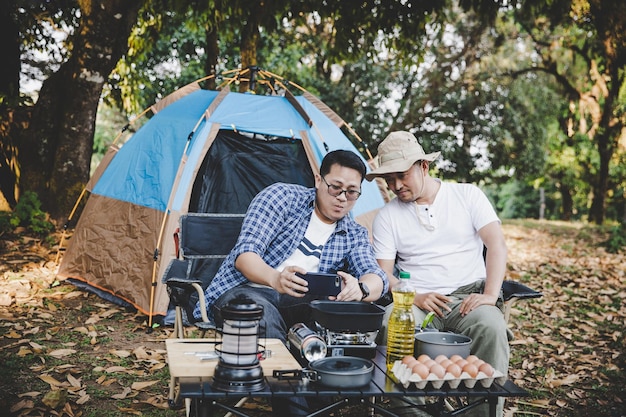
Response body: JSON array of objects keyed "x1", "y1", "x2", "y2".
[
  {"x1": 585, "y1": 1, "x2": 624, "y2": 224},
  {"x1": 0, "y1": 1, "x2": 22, "y2": 210},
  {"x1": 203, "y1": 2, "x2": 221, "y2": 91},
  {"x1": 18, "y1": 0, "x2": 143, "y2": 223},
  {"x1": 0, "y1": 3, "x2": 20, "y2": 100},
  {"x1": 588, "y1": 130, "x2": 612, "y2": 224},
  {"x1": 560, "y1": 183, "x2": 573, "y2": 221},
  {"x1": 204, "y1": 21, "x2": 219, "y2": 90},
  {"x1": 239, "y1": 2, "x2": 265, "y2": 92}
]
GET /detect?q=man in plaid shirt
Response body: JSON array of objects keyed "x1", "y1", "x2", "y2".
[{"x1": 193, "y1": 149, "x2": 388, "y2": 341}]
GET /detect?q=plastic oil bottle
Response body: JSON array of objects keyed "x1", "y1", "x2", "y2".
[{"x1": 386, "y1": 271, "x2": 416, "y2": 372}]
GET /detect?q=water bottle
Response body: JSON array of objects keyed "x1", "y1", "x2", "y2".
[{"x1": 386, "y1": 271, "x2": 416, "y2": 372}]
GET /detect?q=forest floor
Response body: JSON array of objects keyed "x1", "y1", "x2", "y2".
[{"x1": 0, "y1": 219, "x2": 624, "y2": 417}]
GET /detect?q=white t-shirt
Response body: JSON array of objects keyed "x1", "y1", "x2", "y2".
[
  {"x1": 276, "y1": 210, "x2": 336, "y2": 273},
  {"x1": 372, "y1": 180, "x2": 500, "y2": 294}
]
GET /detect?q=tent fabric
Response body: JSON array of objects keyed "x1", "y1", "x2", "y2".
[
  {"x1": 59, "y1": 194, "x2": 162, "y2": 312},
  {"x1": 57, "y1": 82, "x2": 387, "y2": 320}
]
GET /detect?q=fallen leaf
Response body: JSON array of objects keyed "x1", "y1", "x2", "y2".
[
  {"x1": 9, "y1": 399, "x2": 34, "y2": 413},
  {"x1": 67, "y1": 374, "x2": 82, "y2": 388},
  {"x1": 131, "y1": 380, "x2": 159, "y2": 390},
  {"x1": 111, "y1": 387, "x2": 132, "y2": 399},
  {"x1": 62, "y1": 401, "x2": 75, "y2": 416},
  {"x1": 48, "y1": 348, "x2": 76, "y2": 358},
  {"x1": 105, "y1": 366, "x2": 129, "y2": 373},
  {"x1": 29, "y1": 341, "x2": 45, "y2": 353},
  {"x1": 109, "y1": 349, "x2": 131, "y2": 358},
  {"x1": 549, "y1": 373, "x2": 580, "y2": 388},
  {"x1": 39, "y1": 374, "x2": 64, "y2": 387},
  {"x1": 63, "y1": 291, "x2": 85, "y2": 299},
  {"x1": 17, "y1": 391, "x2": 41, "y2": 398},
  {"x1": 76, "y1": 393, "x2": 90, "y2": 405},
  {"x1": 5, "y1": 330, "x2": 22, "y2": 338},
  {"x1": 17, "y1": 346, "x2": 33, "y2": 357},
  {"x1": 72, "y1": 326, "x2": 89, "y2": 334}
]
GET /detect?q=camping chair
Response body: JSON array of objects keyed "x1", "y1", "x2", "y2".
[
  {"x1": 162, "y1": 213, "x2": 245, "y2": 408},
  {"x1": 163, "y1": 212, "x2": 245, "y2": 338}
]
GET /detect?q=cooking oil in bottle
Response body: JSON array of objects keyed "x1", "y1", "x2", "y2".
[{"x1": 386, "y1": 271, "x2": 415, "y2": 372}]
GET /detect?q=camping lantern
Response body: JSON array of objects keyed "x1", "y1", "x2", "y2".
[{"x1": 212, "y1": 295, "x2": 266, "y2": 392}]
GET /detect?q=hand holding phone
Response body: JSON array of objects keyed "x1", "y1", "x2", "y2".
[{"x1": 295, "y1": 272, "x2": 341, "y2": 296}]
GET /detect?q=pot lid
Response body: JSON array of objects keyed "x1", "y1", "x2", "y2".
[{"x1": 309, "y1": 357, "x2": 373, "y2": 375}]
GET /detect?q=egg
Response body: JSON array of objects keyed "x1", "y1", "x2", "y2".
[
  {"x1": 478, "y1": 362, "x2": 495, "y2": 377},
  {"x1": 449, "y1": 354, "x2": 463, "y2": 363},
  {"x1": 422, "y1": 359, "x2": 436, "y2": 369},
  {"x1": 445, "y1": 362, "x2": 462, "y2": 378},
  {"x1": 412, "y1": 362, "x2": 430, "y2": 379},
  {"x1": 434, "y1": 354, "x2": 448, "y2": 363},
  {"x1": 462, "y1": 363, "x2": 479, "y2": 378},
  {"x1": 455, "y1": 358, "x2": 468, "y2": 368},
  {"x1": 401, "y1": 355, "x2": 417, "y2": 366},
  {"x1": 439, "y1": 358, "x2": 453, "y2": 369},
  {"x1": 429, "y1": 363, "x2": 446, "y2": 379},
  {"x1": 417, "y1": 354, "x2": 432, "y2": 363},
  {"x1": 472, "y1": 359, "x2": 485, "y2": 369},
  {"x1": 466, "y1": 354, "x2": 479, "y2": 363}
]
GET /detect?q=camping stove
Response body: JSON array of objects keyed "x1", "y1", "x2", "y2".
[
  {"x1": 299, "y1": 300, "x2": 385, "y2": 361},
  {"x1": 315, "y1": 323, "x2": 378, "y2": 359}
]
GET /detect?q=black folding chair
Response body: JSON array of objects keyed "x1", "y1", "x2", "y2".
[
  {"x1": 163, "y1": 213, "x2": 246, "y2": 409},
  {"x1": 163, "y1": 213, "x2": 245, "y2": 338}
]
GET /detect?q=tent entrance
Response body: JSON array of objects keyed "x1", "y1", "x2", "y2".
[{"x1": 190, "y1": 129, "x2": 315, "y2": 214}]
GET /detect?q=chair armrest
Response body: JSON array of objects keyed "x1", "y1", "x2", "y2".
[
  {"x1": 162, "y1": 259, "x2": 192, "y2": 283},
  {"x1": 375, "y1": 291, "x2": 393, "y2": 307},
  {"x1": 502, "y1": 280, "x2": 543, "y2": 302}
]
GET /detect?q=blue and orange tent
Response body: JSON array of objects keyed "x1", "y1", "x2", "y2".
[{"x1": 57, "y1": 68, "x2": 388, "y2": 323}]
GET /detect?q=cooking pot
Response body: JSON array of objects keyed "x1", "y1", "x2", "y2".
[
  {"x1": 310, "y1": 300, "x2": 384, "y2": 332},
  {"x1": 273, "y1": 356, "x2": 374, "y2": 388},
  {"x1": 414, "y1": 331, "x2": 472, "y2": 358}
]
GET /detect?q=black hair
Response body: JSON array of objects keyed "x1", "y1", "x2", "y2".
[{"x1": 320, "y1": 150, "x2": 367, "y2": 182}]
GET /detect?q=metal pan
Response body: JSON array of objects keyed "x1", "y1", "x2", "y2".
[
  {"x1": 310, "y1": 300, "x2": 385, "y2": 332},
  {"x1": 273, "y1": 356, "x2": 374, "y2": 388}
]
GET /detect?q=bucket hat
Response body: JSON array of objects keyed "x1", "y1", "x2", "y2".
[{"x1": 365, "y1": 131, "x2": 440, "y2": 181}]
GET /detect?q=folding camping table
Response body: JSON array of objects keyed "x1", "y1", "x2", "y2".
[{"x1": 166, "y1": 338, "x2": 529, "y2": 417}]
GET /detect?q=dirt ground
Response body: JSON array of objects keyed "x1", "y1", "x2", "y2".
[{"x1": 0, "y1": 219, "x2": 624, "y2": 417}]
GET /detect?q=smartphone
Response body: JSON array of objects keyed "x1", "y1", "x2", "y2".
[{"x1": 295, "y1": 272, "x2": 341, "y2": 296}]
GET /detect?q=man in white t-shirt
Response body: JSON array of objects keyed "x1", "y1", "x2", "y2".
[{"x1": 367, "y1": 131, "x2": 509, "y2": 417}]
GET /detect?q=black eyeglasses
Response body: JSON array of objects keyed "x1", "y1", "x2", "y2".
[{"x1": 321, "y1": 177, "x2": 361, "y2": 201}]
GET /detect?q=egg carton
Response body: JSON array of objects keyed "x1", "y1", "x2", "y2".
[{"x1": 391, "y1": 361, "x2": 506, "y2": 389}]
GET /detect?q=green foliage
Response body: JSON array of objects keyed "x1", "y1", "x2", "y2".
[
  {"x1": 487, "y1": 180, "x2": 540, "y2": 219},
  {"x1": 602, "y1": 224, "x2": 626, "y2": 254},
  {"x1": 10, "y1": 191, "x2": 55, "y2": 235},
  {"x1": 91, "y1": 102, "x2": 135, "y2": 173},
  {"x1": 0, "y1": 212, "x2": 12, "y2": 234}
]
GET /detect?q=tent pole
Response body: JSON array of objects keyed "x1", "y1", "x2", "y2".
[
  {"x1": 148, "y1": 208, "x2": 170, "y2": 330},
  {"x1": 260, "y1": 69, "x2": 308, "y2": 93}
]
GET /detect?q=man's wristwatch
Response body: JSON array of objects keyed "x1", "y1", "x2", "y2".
[{"x1": 358, "y1": 281, "x2": 370, "y2": 300}]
